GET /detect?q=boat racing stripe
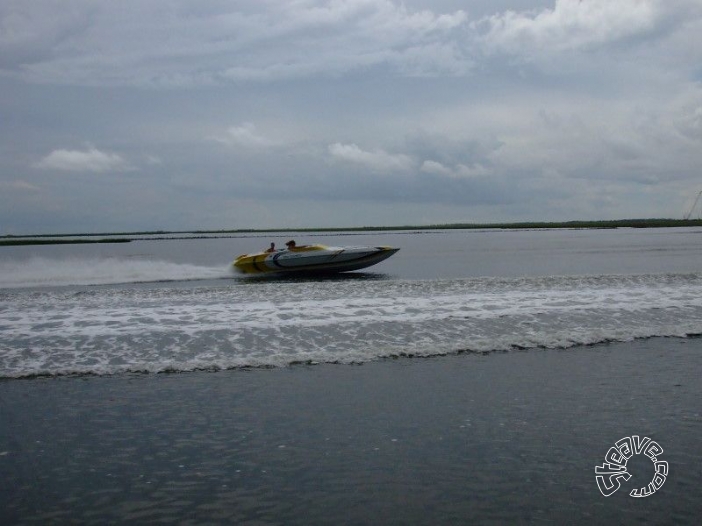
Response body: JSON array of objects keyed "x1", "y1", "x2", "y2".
[
  {"x1": 271, "y1": 253, "x2": 284, "y2": 268},
  {"x1": 251, "y1": 255, "x2": 266, "y2": 272}
]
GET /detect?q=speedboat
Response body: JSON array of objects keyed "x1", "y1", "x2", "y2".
[{"x1": 233, "y1": 244, "x2": 400, "y2": 274}]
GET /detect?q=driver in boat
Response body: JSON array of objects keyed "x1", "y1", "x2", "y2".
[
  {"x1": 266, "y1": 242, "x2": 276, "y2": 253},
  {"x1": 285, "y1": 240, "x2": 309, "y2": 250}
]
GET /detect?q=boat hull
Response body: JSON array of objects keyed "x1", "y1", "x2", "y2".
[{"x1": 233, "y1": 245, "x2": 399, "y2": 275}]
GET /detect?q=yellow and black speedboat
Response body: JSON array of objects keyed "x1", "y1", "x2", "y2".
[{"x1": 233, "y1": 244, "x2": 399, "y2": 275}]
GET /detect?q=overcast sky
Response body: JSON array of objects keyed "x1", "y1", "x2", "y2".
[{"x1": 2, "y1": 0, "x2": 702, "y2": 233}]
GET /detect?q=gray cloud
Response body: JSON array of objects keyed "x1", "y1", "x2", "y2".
[
  {"x1": 0, "y1": 0, "x2": 474, "y2": 86},
  {"x1": 1, "y1": 0, "x2": 702, "y2": 233}
]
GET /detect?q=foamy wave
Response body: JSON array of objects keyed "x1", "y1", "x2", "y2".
[
  {"x1": 0, "y1": 257, "x2": 232, "y2": 288},
  {"x1": 2, "y1": 273, "x2": 702, "y2": 377}
]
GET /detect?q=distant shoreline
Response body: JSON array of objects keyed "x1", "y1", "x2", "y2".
[
  {"x1": 2, "y1": 218, "x2": 701, "y2": 246},
  {"x1": 0, "y1": 238, "x2": 133, "y2": 247}
]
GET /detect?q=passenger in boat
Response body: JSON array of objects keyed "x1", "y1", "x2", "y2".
[{"x1": 266, "y1": 242, "x2": 276, "y2": 253}]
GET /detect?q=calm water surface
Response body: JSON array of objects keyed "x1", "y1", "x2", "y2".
[{"x1": 5, "y1": 226, "x2": 702, "y2": 277}]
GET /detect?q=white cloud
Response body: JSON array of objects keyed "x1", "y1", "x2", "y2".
[
  {"x1": 145, "y1": 155, "x2": 163, "y2": 166},
  {"x1": 421, "y1": 159, "x2": 489, "y2": 178},
  {"x1": 328, "y1": 142, "x2": 414, "y2": 172},
  {"x1": 421, "y1": 160, "x2": 453, "y2": 176},
  {"x1": 212, "y1": 123, "x2": 279, "y2": 148},
  {"x1": 34, "y1": 146, "x2": 131, "y2": 173},
  {"x1": 456, "y1": 163, "x2": 490, "y2": 178},
  {"x1": 482, "y1": 0, "x2": 658, "y2": 54}
]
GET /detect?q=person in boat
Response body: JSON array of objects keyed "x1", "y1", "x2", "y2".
[
  {"x1": 266, "y1": 242, "x2": 276, "y2": 253},
  {"x1": 285, "y1": 239, "x2": 311, "y2": 250}
]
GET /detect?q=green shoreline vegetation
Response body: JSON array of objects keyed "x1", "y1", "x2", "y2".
[
  {"x1": 0, "y1": 238, "x2": 132, "y2": 246},
  {"x1": 1, "y1": 218, "x2": 701, "y2": 246}
]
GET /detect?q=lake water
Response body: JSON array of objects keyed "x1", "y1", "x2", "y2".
[
  {"x1": 2, "y1": 227, "x2": 702, "y2": 378},
  {"x1": 2, "y1": 227, "x2": 702, "y2": 524}
]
